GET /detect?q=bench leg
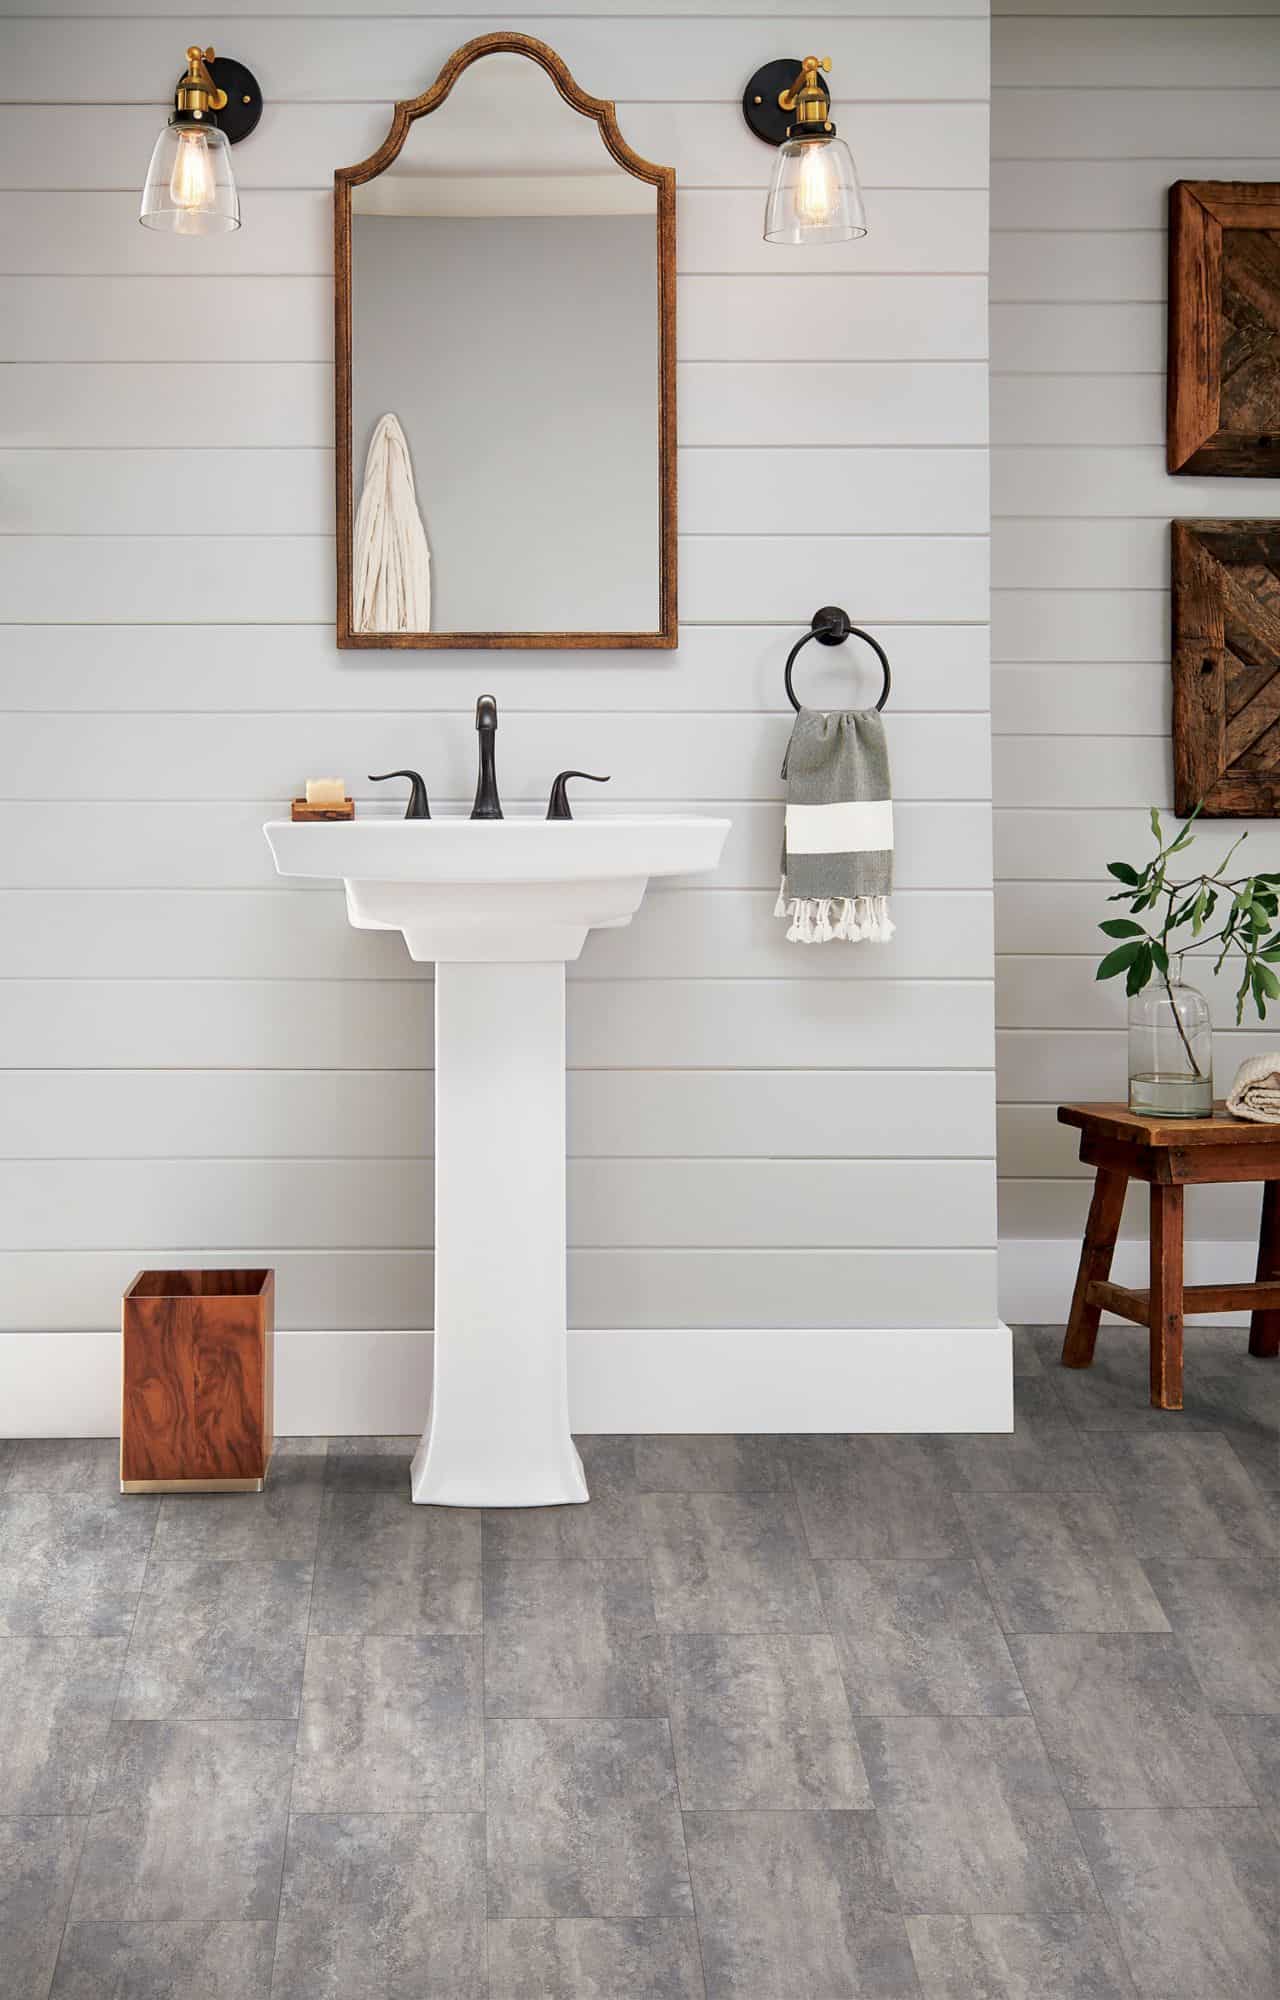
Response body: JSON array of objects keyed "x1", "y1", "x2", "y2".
[
  {"x1": 1062, "y1": 1166, "x2": 1129, "y2": 1371},
  {"x1": 1249, "y1": 1180, "x2": 1280, "y2": 1360},
  {"x1": 1149, "y1": 1183, "x2": 1184, "y2": 1410}
]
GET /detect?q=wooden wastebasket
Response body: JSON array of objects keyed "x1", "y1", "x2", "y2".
[{"x1": 121, "y1": 1269, "x2": 275, "y2": 1493}]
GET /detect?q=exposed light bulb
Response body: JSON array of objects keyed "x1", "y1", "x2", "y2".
[
  {"x1": 169, "y1": 129, "x2": 217, "y2": 212},
  {"x1": 795, "y1": 143, "x2": 836, "y2": 226}
]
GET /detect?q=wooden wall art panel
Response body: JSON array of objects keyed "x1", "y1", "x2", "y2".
[
  {"x1": 1168, "y1": 181, "x2": 1280, "y2": 475},
  {"x1": 1173, "y1": 519, "x2": 1280, "y2": 817}
]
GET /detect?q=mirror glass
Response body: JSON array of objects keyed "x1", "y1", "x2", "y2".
[{"x1": 338, "y1": 44, "x2": 673, "y2": 647}]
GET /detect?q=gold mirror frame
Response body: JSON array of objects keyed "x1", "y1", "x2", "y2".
[{"x1": 334, "y1": 32, "x2": 677, "y2": 650}]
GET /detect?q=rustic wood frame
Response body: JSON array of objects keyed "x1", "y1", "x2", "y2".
[
  {"x1": 1168, "y1": 179, "x2": 1280, "y2": 476},
  {"x1": 334, "y1": 32, "x2": 677, "y2": 650},
  {"x1": 1172, "y1": 518, "x2": 1280, "y2": 817}
]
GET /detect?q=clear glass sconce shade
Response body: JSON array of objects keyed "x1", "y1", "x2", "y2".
[
  {"x1": 764, "y1": 135, "x2": 866, "y2": 245},
  {"x1": 139, "y1": 119, "x2": 240, "y2": 234}
]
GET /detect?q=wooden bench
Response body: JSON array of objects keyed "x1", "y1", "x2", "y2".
[{"x1": 1059, "y1": 1101, "x2": 1280, "y2": 1410}]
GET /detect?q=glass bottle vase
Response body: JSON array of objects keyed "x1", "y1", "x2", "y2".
[{"x1": 1127, "y1": 958, "x2": 1213, "y2": 1117}]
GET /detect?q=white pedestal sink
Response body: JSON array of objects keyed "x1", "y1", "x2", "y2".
[{"x1": 264, "y1": 814, "x2": 730, "y2": 1506}]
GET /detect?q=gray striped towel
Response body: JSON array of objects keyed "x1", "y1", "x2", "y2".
[{"x1": 775, "y1": 708, "x2": 894, "y2": 943}]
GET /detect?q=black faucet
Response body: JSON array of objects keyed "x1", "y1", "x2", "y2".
[
  {"x1": 547, "y1": 771, "x2": 610, "y2": 820},
  {"x1": 368, "y1": 769, "x2": 430, "y2": 819},
  {"x1": 471, "y1": 695, "x2": 503, "y2": 819}
]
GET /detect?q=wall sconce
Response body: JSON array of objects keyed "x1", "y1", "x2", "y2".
[
  {"x1": 742, "y1": 56, "x2": 866, "y2": 246},
  {"x1": 139, "y1": 45, "x2": 262, "y2": 236}
]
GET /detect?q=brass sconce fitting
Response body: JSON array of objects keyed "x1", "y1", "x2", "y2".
[
  {"x1": 742, "y1": 53, "x2": 839, "y2": 147},
  {"x1": 175, "y1": 46, "x2": 228, "y2": 122}
]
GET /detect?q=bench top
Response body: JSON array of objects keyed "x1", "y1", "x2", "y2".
[{"x1": 1058, "y1": 1101, "x2": 1280, "y2": 1147}]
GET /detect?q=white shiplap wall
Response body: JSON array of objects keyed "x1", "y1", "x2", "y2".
[
  {"x1": 992, "y1": 1, "x2": 1280, "y2": 1314},
  {"x1": 1, "y1": 1, "x2": 998, "y2": 1424}
]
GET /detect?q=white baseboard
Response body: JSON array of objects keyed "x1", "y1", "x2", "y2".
[
  {"x1": 1000, "y1": 1237, "x2": 1256, "y2": 1327},
  {"x1": 0, "y1": 1324, "x2": 1013, "y2": 1438}
]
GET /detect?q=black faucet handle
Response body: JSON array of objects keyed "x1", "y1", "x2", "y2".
[
  {"x1": 368, "y1": 770, "x2": 431, "y2": 820},
  {"x1": 547, "y1": 771, "x2": 610, "y2": 820}
]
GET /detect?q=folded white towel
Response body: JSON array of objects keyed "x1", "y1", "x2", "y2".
[{"x1": 1226, "y1": 1052, "x2": 1280, "y2": 1122}]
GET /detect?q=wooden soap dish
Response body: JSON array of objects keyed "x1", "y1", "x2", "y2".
[{"x1": 291, "y1": 797, "x2": 355, "y2": 821}]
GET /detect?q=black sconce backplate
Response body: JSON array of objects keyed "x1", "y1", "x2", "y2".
[
  {"x1": 175, "y1": 55, "x2": 263, "y2": 144},
  {"x1": 742, "y1": 58, "x2": 803, "y2": 147}
]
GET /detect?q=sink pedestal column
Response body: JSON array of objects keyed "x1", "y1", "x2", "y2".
[{"x1": 410, "y1": 959, "x2": 588, "y2": 1507}]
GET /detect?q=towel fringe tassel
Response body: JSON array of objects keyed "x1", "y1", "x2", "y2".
[{"x1": 776, "y1": 880, "x2": 894, "y2": 945}]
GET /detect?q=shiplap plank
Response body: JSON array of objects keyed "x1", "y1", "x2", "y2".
[
  {"x1": 0, "y1": 100, "x2": 991, "y2": 194},
  {"x1": 993, "y1": 519, "x2": 1168, "y2": 592},
  {"x1": 993, "y1": 735, "x2": 1168, "y2": 808},
  {"x1": 992, "y1": 590, "x2": 1165, "y2": 663},
  {"x1": 3, "y1": 447, "x2": 989, "y2": 540},
  {"x1": 991, "y1": 232, "x2": 1164, "y2": 306},
  {"x1": 994, "y1": 89, "x2": 1280, "y2": 162},
  {"x1": 992, "y1": 377, "x2": 1164, "y2": 449},
  {"x1": 0, "y1": 1158, "x2": 995, "y2": 1253},
  {"x1": 2, "y1": 358, "x2": 988, "y2": 449},
  {"x1": 991, "y1": 304, "x2": 1162, "y2": 376},
  {"x1": 997, "y1": 1027, "x2": 1280, "y2": 1105},
  {"x1": 0, "y1": 712, "x2": 993, "y2": 803},
  {"x1": 0, "y1": 887, "x2": 995, "y2": 983},
  {"x1": 0, "y1": 623, "x2": 990, "y2": 718},
  {"x1": 999, "y1": 1178, "x2": 1264, "y2": 1246},
  {"x1": 992, "y1": 159, "x2": 1280, "y2": 234},
  {"x1": 5, "y1": 18, "x2": 991, "y2": 105},
  {"x1": 994, "y1": 17, "x2": 1280, "y2": 89},
  {"x1": 997, "y1": 1104, "x2": 1083, "y2": 1181},
  {"x1": 0, "y1": 1247, "x2": 998, "y2": 1334},
  {"x1": 0, "y1": 534, "x2": 990, "y2": 627},
  {"x1": 0, "y1": 0, "x2": 988, "y2": 16},
  {"x1": 993, "y1": 662, "x2": 1167, "y2": 738},
  {"x1": 0, "y1": 980, "x2": 994, "y2": 1071},
  {"x1": 997, "y1": 955, "x2": 1265, "y2": 1036},
  {"x1": 0, "y1": 1067, "x2": 996, "y2": 1163},
  {"x1": 993, "y1": 448, "x2": 1280, "y2": 522},
  {"x1": 0, "y1": 802, "x2": 995, "y2": 894},
  {"x1": 0, "y1": 190, "x2": 988, "y2": 280},
  {"x1": 993, "y1": 808, "x2": 1267, "y2": 884}
]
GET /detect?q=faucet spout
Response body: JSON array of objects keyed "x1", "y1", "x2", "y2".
[{"x1": 471, "y1": 695, "x2": 503, "y2": 819}]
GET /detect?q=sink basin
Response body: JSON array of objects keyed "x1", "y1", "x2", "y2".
[
  {"x1": 265, "y1": 811, "x2": 731, "y2": 1507},
  {"x1": 264, "y1": 814, "x2": 730, "y2": 961}
]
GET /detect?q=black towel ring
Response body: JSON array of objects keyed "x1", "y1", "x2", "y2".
[{"x1": 784, "y1": 605, "x2": 892, "y2": 714}]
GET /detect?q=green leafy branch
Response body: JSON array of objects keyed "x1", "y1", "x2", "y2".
[{"x1": 1097, "y1": 806, "x2": 1280, "y2": 1076}]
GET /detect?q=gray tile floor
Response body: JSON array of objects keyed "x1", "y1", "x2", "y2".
[{"x1": 1, "y1": 1323, "x2": 1277, "y2": 1998}]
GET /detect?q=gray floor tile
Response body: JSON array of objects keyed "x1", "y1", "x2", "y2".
[
  {"x1": 7, "y1": 1438, "x2": 121, "y2": 1491},
  {"x1": 70, "y1": 1718, "x2": 294, "y2": 1922},
  {"x1": 488, "y1": 1917, "x2": 706, "y2": 1998},
  {"x1": 858, "y1": 1716, "x2": 1099, "y2": 1915},
  {"x1": 632, "y1": 1435, "x2": 791, "y2": 1494},
  {"x1": 484, "y1": 1440, "x2": 643, "y2": 1561},
  {"x1": 50, "y1": 1921, "x2": 275, "y2": 1999},
  {"x1": 1009, "y1": 1632, "x2": 1252, "y2": 1807},
  {"x1": 1083, "y1": 1432, "x2": 1280, "y2": 1556},
  {"x1": 1010, "y1": 1327, "x2": 1046, "y2": 1378},
  {"x1": 0, "y1": 1439, "x2": 15, "y2": 1488},
  {"x1": 309, "y1": 1559, "x2": 482, "y2": 1637},
  {"x1": 322, "y1": 1435, "x2": 416, "y2": 1494},
  {"x1": 817, "y1": 1559, "x2": 1028, "y2": 1717},
  {"x1": 317, "y1": 1488, "x2": 479, "y2": 1568},
  {"x1": 0, "y1": 1636, "x2": 127, "y2": 1811},
  {"x1": 683, "y1": 1808, "x2": 915, "y2": 1999},
  {"x1": 1076, "y1": 1806, "x2": 1280, "y2": 1999},
  {"x1": 150, "y1": 1447, "x2": 324, "y2": 1562},
  {"x1": 272, "y1": 1811, "x2": 485, "y2": 2000},
  {"x1": 0, "y1": 1491, "x2": 157, "y2": 1636},
  {"x1": 1220, "y1": 1715, "x2": 1280, "y2": 1841},
  {"x1": 292, "y1": 1635, "x2": 483, "y2": 1811},
  {"x1": 642, "y1": 1492, "x2": 825, "y2": 1632},
  {"x1": 0, "y1": 1816, "x2": 85, "y2": 2000},
  {"x1": 925, "y1": 1381, "x2": 1096, "y2": 1496},
  {"x1": 905, "y1": 1913, "x2": 1136, "y2": 1999},
  {"x1": 485, "y1": 1717, "x2": 692, "y2": 1919},
  {"x1": 1142, "y1": 1558, "x2": 1280, "y2": 1712},
  {"x1": 114, "y1": 1557, "x2": 312, "y2": 1719},
  {"x1": 484, "y1": 1559, "x2": 665, "y2": 1718},
  {"x1": 664, "y1": 1632, "x2": 869, "y2": 1809},
  {"x1": 955, "y1": 1493, "x2": 1170, "y2": 1634},
  {"x1": 787, "y1": 1437, "x2": 972, "y2": 1560}
]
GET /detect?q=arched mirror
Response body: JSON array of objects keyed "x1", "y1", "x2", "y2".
[{"x1": 335, "y1": 33, "x2": 676, "y2": 650}]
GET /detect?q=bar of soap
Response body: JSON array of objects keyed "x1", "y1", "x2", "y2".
[{"x1": 305, "y1": 778, "x2": 346, "y2": 805}]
